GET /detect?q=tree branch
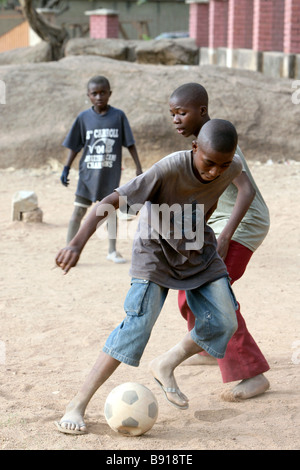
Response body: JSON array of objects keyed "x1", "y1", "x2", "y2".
[{"x1": 19, "y1": 0, "x2": 69, "y2": 59}]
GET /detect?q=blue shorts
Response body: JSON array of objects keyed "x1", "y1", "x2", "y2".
[{"x1": 103, "y1": 276, "x2": 238, "y2": 366}]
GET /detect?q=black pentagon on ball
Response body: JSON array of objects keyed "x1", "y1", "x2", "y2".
[
  {"x1": 122, "y1": 390, "x2": 139, "y2": 405},
  {"x1": 122, "y1": 417, "x2": 139, "y2": 427},
  {"x1": 148, "y1": 401, "x2": 158, "y2": 418},
  {"x1": 104, "y1": 402, "x2": 113, "y2": 419}
]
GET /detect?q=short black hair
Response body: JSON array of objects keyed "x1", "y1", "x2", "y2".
[
  {"x1": 87, "y1": 75, "x2": 110, "y2": 91},
  {"x1": 170, "y1": 82, "x2": 208, "y2": 107},
  {"x1": 198, "y1": 119, "x2": 238, "y2": 154}
]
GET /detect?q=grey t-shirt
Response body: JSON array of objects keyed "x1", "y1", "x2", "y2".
[
  {"x1": 116, "y1": 150, "x2": 242, "y2": 290},
  {"x1": 63, "y1": 106, "x2": 135, "y2": 202}
]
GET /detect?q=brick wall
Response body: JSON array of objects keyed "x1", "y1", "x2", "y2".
[
  {"x1": 227, "y1": 0, "x2": 253, "y2": 49},
  {"x1": 209, "y1": 0, "x2": 228, "y2": 48},
  {"x1": 189, "y1": 2, "x2": 209, "y2": 47},
  {"x1": 188, "y1": 0, "x2": 300, "y2": 54},
  {"x1": 284, "y1": 0, "x2": 300, "y2": 53}
]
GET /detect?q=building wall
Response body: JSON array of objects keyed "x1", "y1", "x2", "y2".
[
  {"x1": 188, "y1": 0, "x2": 300, "y2": 78},
  {"x1": 56, "y1": 0, "x2": 189, "y2": 39},
  {"x1": 189, "y1": 0, "x2": 300, "y2": 54},
  {"x1": 0, "y1": 21, "x2": 29, "y2": 53}
]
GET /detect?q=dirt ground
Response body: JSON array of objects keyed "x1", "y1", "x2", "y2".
[{"x1": 0, "y1": 160, "x2": 299, "y2": 451}]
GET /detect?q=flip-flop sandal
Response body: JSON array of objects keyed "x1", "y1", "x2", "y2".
[
  {"x1": 55, "y1": 420, "x2": 88, "y2": 435},
  {"x1": 153, "y1": 377, "x2": 189, "y2": 410}
]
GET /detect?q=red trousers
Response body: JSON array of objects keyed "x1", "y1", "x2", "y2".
[{"x1": 178, "y1": 240, "x2": 269, "y2": 383}]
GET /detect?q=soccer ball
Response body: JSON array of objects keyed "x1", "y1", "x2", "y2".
[{"x1": 104, "y1": 382, "x2": 158, "y2": 436}]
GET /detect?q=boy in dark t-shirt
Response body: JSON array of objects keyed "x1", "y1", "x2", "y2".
[{"x1": 60, "y1": 75, "x2": 142, "y2": 263}]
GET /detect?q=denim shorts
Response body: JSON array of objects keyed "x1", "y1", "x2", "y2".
[{"x1": 103, "y1": 276, "x2": 238, "y2": 367}]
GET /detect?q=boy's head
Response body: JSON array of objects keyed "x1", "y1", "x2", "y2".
[
  {"x1": 87, "y1": 76, "x2": 111, "y2": 114},
  {"x1": 192, "y1": 119, "x2": 238, "y2": 183},
  {"x1": 169, "y1": 82, "x2": 210, "y2": 138}
]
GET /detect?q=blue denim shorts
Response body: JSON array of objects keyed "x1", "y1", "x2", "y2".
[{"x1": 103, "y1": 276, "x2": 238, "y2": 366}]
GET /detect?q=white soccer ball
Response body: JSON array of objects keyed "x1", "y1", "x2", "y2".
[{"x1": 104, "y1": 382, "x2": 159, "y2": 436}]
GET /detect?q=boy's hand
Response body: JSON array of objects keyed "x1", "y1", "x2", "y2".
[
  {"x1": 216, "y1": 234, "x2": 230, "y2": 261},
  {"x1": 60, "y1": 166, "x2": 70, "y2": 186},
  {"x1": 55, "y1": 246, "x2": 80, "y2": 274}
]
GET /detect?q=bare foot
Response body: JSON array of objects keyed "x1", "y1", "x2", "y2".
[
  {"x1": 149, "y1": 358, "x2": 189, "y2": 409},
  {"x1": 221, "y1": 374, "x2": 270, "y2": 402},
  {"x1": 55, "y1": 402, "x2": 87, "y2": 435},
  {"x1": 181, "y1": 354, "x2": 218, "y2": 366}
]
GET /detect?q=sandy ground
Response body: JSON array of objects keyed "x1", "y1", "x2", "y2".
[{"x1": 0, "y1": 160, "x2": 299, "y2": 452}]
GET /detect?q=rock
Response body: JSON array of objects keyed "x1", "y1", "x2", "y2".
[
  {"x1": 0, "y1": 41, "x2": 52, "y2": 65},
  {"x1": 63, "y1": 37, "x2": 199, "y2": 65},
  {"x1": 0, "y1": 55, "x2": 298, "y2": 170},
  {"x1": 135, "y1": 39, "x2": 199, "y2": 65},
  {"x1": 12, "y1": 191, "x2": 38, "y2": 221},
  {"x1": 22, "y1": 207, "x2": 43, "y2": 223},
  {"x1": 64, "y1": 38, "x2": 130, "y2": 61}
]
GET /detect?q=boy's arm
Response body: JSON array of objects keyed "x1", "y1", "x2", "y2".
[
  {"x1": 217, "y1": 172, "x2": 256, "y2": 260},
  {"x1": 60, "y1": 150, "x2": 78, "y2": 186},
  {"x1": 205, "y1": 201, "x2": 218, "y2": 222},
  {"x1": 128, "y1": 144, "x2": 143, "y2": 176},
  {"x1": 55, "y1": 191, "x2": 121, "y2": 273}
]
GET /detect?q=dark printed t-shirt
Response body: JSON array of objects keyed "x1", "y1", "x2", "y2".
[
  {"x1": 63, "y1": 106, "x2": 135, "y2": 202},
  {"x1": 116, "y1": 150, "x2": 242, "y2": 290}
]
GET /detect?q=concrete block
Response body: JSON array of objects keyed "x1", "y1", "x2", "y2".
[
  {"x1": 262, "y1": 51, "x2": 286, "y2": 78},
  {"x1": 234, "y1": 48, "x2": 263, "y2": 72},
  {"x1": 282, "y1": 53, "x2": 296, "y2": 79},
  {"x1": 199, "y1": 47, "x2": 217, "y2": 65},
  {"x1": 262, "y1": 51, "x2": 295, "y2": 79},
  {"x1": 216, "y1": 47, "x2": 228, "y2": 67},
  {"x1": 22, "y1": 207, "x2": 43, "y2": 223},
  {"x1": 12, "y1": 190, "x2": 38, "y2": 221},
  {"x1": 294, "y1": 54, "x2": 300, "y2": 79}
]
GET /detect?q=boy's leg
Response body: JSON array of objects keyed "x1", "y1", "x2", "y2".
[
  {"x1": 151, "y1": 276, "x2": 238, "y2": 409},
  {"x1": 106, "y1": 211, "x2": 126, "y2": 263},
  {"x1": 56, "y1": 352, "x2": 120, "y2": 434},
  {"x1": 150, "y1": 333, "x2": 204, "y2": 409},
  {"x1": 56, "y1": 279, "x2": 168, "y2": 434},
  {"x1": 67, "y1": 197, "x2": 91, "y2": 244},
  {"x1": 178, "y1": 289, "x2": 217, "y2": 365},
  {"x1": 218, "y1": 241, "x2": 270, "y2": 399},
  {"x1": 219, "y1": 307, "x2": 270, "y2": 401},
  {"x1": 178, "y1": 241, "x2": 270, "y2": 399}
]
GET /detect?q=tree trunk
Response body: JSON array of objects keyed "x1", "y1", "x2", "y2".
[{"x1": 19, "y1": 0, "x2": 69, "y2": 60}]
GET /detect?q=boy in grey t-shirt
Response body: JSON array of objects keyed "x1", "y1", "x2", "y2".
[
  {"x1": 55, "y1": 119, "x2": 242, "y2": 435},
  {"x1": 60, "y1": 75, "x2": 142, "y2": 263}
]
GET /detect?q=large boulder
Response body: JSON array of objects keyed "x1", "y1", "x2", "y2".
[
  {"x1": 64, "y1": 37, "x2": 199, "y2": 65},
  {"x1": 135, "y1": 39, "x2": 199, "y2": 65},
  {"x1": 0, "y1": 54, "x2": 298, "y2": 170},
  {"x1": 0, "y1": 41, "x2": 51, "y2": 65},
  {"x1": 64, "y1": 38, "x2": 130, "y2": 61}
]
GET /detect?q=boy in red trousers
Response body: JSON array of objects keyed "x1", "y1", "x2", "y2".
[{"x1": 169, "y1": 83, "x2": 270, "y2": 401}]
